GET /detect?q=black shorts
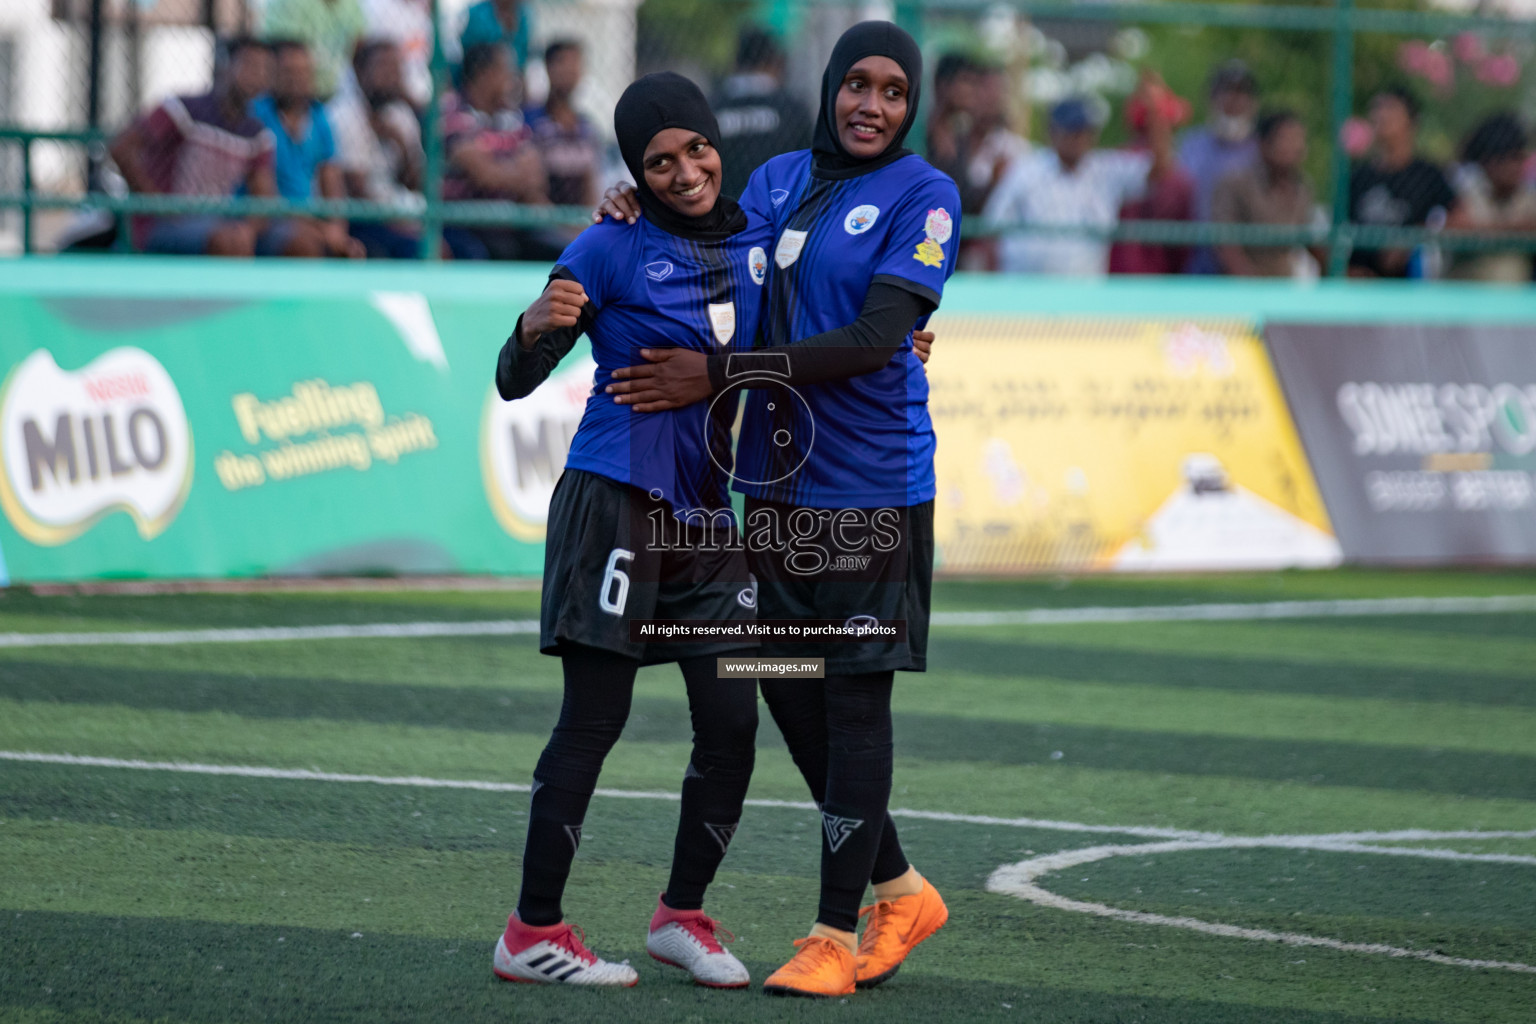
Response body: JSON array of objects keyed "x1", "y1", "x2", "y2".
[
  {"x1": 744, "y1": 496, "x2": 933, "y2": 674},
  {"x1": 540, "y1": 469, "x2": 757, "y2": 665}
]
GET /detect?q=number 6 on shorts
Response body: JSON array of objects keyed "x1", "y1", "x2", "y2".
[{"x1": 599, "y1": 548, "x2": 635, "y2": 616}]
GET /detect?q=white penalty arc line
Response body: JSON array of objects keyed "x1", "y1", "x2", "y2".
[
  {"x1": 1, "y1": 595, "x2": 1533, "y2": 649},
  {"x1": 8, "y1": 750, "x2": 1536, "y2": 973},
  {"x1": 987, "y1": 839, "x2": 1536, "y2": 975}
]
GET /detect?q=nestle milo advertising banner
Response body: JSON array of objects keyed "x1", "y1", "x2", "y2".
[
  {"x1": 1265, "y1": 323, "x2": 1536, "y2": 564},
  {"x1": 924, "y1": 316, "x2": 1340, "y2": 573},
  {"x1": 0, "y1": 285, "x2": 585, "y2": 583}
]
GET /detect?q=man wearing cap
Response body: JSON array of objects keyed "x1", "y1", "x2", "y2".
[
  {"x1": 1178, "y1": 60, "x2": 1261, "y2": 273},
  {"x1": 983, "y1": 72, "x2": 1173, "y2": 275}
]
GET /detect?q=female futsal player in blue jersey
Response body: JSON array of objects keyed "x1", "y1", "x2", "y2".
[
  {"x1": 601, "y1": 21, "x2": 960, "y2": 998},
  {"x1": 489, "y1": 73, "x2": 777, "y2": 990}
]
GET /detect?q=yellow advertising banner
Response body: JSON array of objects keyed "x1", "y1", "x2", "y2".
[{"x1": 925, "y1": 316, "x2": 1340, "y2": 573}]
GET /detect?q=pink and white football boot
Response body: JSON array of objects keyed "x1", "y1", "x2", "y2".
[{"x1": 493, "y1": 913, "x2": 638, "y2": 987}]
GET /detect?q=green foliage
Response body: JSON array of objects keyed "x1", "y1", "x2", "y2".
[{"x1": 637, "y1": 0, "x2": 756, "y2": 77}]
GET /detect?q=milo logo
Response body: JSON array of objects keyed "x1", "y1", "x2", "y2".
[
  {"x1": 0, "y1": 348, "x2": 192, "y2": 545},
  {"x1": 480, "y1": 355, "x2": 594, "y2": 540}
]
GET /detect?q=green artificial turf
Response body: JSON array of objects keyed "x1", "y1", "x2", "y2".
[{"x1": 1, "y1": 570, "x2": 1533, "y2": 1023}]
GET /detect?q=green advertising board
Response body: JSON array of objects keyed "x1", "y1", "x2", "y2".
[
  {"x1": 0, "y1": 258, "x2": 580, "y2": 583},
  {"x1": 4, "y1": 257, "x2": 1535, "y2": 584}
]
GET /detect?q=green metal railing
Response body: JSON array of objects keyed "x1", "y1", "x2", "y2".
[{"x1": 4, "y1": 0, "x2": 1536, "y2": 273}]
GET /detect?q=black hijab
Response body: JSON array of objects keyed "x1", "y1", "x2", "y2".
[
  {"x1": 614, "y1": 72, "x2": 748, "y2": 242},
  {"x1": 811, "y1": 21, "x2": 923, "y2": 180}
]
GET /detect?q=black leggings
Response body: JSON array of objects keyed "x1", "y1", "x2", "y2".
[
  {"x1": 516, "y1": 644, "x2": 758, "y2": 925},
  {"x1": 760, "y1": 672, "x2": 908, "y2": 932}
]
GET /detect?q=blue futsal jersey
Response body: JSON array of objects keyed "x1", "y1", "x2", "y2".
[
  {"x1": 556, "y1": 214, "x2": 774, "y2": 516},
  {"x1": 735, "y1": 150, "x2": 960, "y2": 508}
]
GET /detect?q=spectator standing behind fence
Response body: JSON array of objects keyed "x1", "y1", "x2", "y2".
[
  {"x1": 442, "y1": 43, "x2": 550, "y2": 260},
  {"x1": 250, "y1": 40, "x2": 365, "y2": 258},
  {"x1": 1110, "y1": 83, "x2": 1193, "y2": 275},
  {"x1": 1211, "y1": 110, "x2": 1321, "y2": 278},
  {"x1": 1178, "y1": 61, "x2": 1260, "y2": 273},
  {"x1": 523, "y1": 40, "x2": 600, "y2": 211},
  {"x1": 712, "y1": 27, "x2": 812, "y2": 201},
  {"x1": 984, "y1": 74, "x2": 1174, "y2": 276},
  {"x1": 360, "y1": 0, "x2": 434, "y2": 107},
  {"x1": 262, "y1": 0, "x2": 366, "y2": 100},
  {"x1": 1347, "y1": 86, "x2": 1455, "y2": 278},
  {"x1": 110, "y1": 38, "x2": 277, "y2": 257},
  {"x1": 459, "y1": 0, "x2": 530, "y2": 74},
  {"x1": 928, "y1": 52, "x2": 1027, "y2": 269},
  {"x1": 964, "y1": 60, "x2": 1028, "y2": 209},
  {"x1": 1444, "y1": 113, "x2": 1536, "y2": 283},
  {"x1": 328, "y1": 38, "x2": 428, "y2": 258},
  {"x1": 926, "y1": 53, "x2": 981, "y2": 209}
]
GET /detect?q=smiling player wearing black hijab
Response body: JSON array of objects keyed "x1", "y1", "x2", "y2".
[
  {"x1": 490, "y1": 72, "x2": 775, "y2": 990},
  {"x1": 602, "y1": 21, "x2": 962, "y2": 999}
]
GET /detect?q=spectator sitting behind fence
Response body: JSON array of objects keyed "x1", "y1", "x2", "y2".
[
  {"x1": 1179, "y1": 60, "x2": 1260, "y2": 273},
  {"x1": 328, "y1": 38, "x2": 429, "y2": 258},
  {"x1": 250, "y1": 39, "x2": 364, "y2": 258},
  {"x1": 1212, "y1": 110, "x2": 1322, "y2": 278},
  {"x1": 442, "y1": 43, "x2": 550, "y2": 260},
  {"x1": 983, "y1": 74, "x2": 1173, "y2": 276},
  {"x1": 1445, "y1": 113, "x2": 1536, "y2": 283},
  {"x1": 523, "y1": 40, "x2": 600, "y2": 211},
  {"x1": 110, "y1": 37, "x2": 278, "y2": 257},
  {"x1": 262, "y1": 0, "x2": 366, "y2": 101},
  {"x1": 1347, "y1": 85, "x2": 1455, "y2": 278},
  {"x1": 712, "y1": 27, "x2": 812, "y2": 201}
]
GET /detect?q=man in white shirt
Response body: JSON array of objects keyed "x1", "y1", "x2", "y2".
[
  {"x1": 985, "y1": 78, "x2": 1173, "y2": 276},
  {"x1": 326, "y1": 39, "x2": 427, "y2": 257}
]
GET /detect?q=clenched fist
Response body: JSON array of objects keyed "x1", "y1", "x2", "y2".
[{"x1": 520, "y1": 279, "x2": 589, "y2": 349}]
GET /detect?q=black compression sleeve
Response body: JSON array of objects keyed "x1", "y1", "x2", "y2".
[
  {"x1": 494, "y1": 269, "x2": 595, "y2": 400},
  {"x1": 705, "y1": 279, "x2": 935, "y2": 392}
]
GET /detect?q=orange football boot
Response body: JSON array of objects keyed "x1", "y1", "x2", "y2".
[
  {"x1": 761, "y1": 936, "x2": 856, "y2": 998},
  {"x1": 854, "y1": 875, "x2": 949, "y2": 988}
]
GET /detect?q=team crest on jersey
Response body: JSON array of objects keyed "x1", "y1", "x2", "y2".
[
  {"x1": 769, "y1": 189, "x2": 789, "y2": 207},
  {"x1": 644, "y1": 261, "x2": 674, "y2": 281},
  {"x1": 707, "y1": 302, "x2": 736, "y2": 346},
  {"x1": 748, "y1": 246, "x2": 767, "y2": 285},
  {"x1": 774, "y1": 229, "x2": 808, "y2": 269},
  {"x1": 844, "y1": 204, "x2": 880, "y2": 235},
  {"x1": 913, "y1": 239, "x2": 945, "y2": 267},
  {"x1": 924, "y1": 207, "x2": 953, "y2": 244}
]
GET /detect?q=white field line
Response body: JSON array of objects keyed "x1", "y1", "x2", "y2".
[
  {"x1": 987, "y1": 838, "x2": 1536, "y2": 974},
  {"x1": 0, "y1": 620, "x2": 541, "y2": 649},
  {"x1": 0, "y1": 751, "x2": 1215, "y2": 838},
  {"x1": 7, "y1": 752, "x2": 1536, "y2": 850},
  {"x1": 1, "y1": 595, "x2": 1533, "y2": 649},
  {"x1": 930, "y1": 594, "x2": 1536, "y2": 627},
  {"x1": 8, "y1": 750, "x2": 1536, "y2": 973}
]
